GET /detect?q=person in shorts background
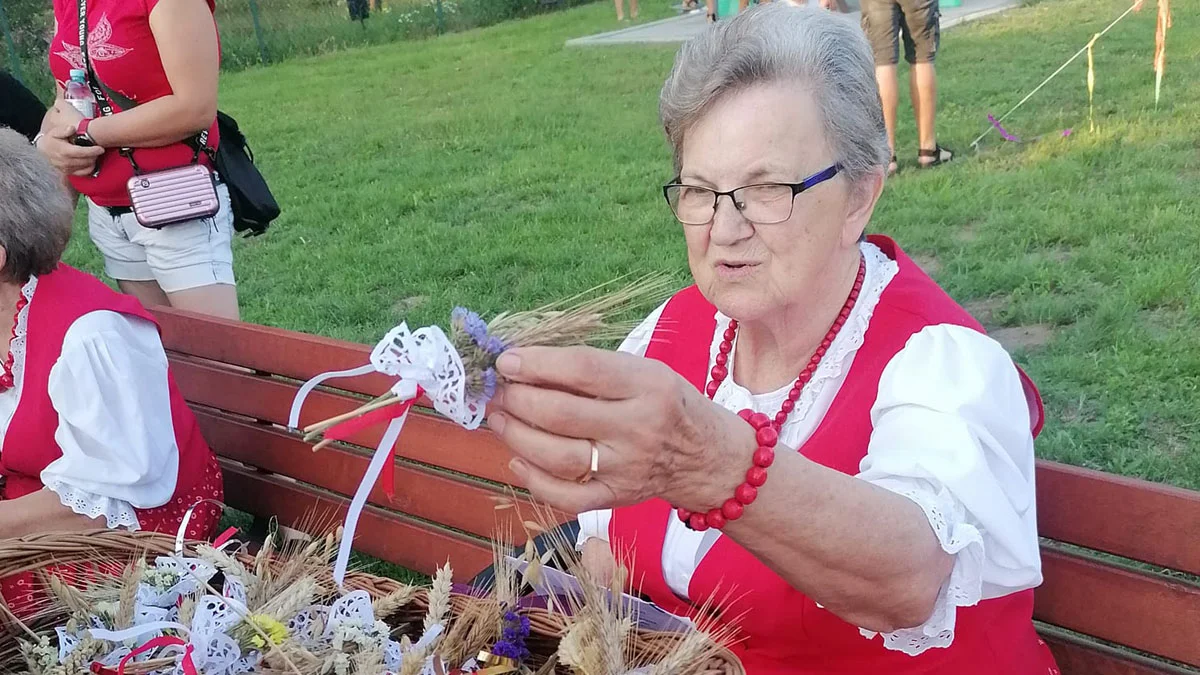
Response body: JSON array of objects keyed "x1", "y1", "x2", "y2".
[
  {"x1": 852, "y1": 0, "x2": 954, "y2": 174},
  {"x1": 35, "y1": 0, "x2": 238, "y2": 320}
]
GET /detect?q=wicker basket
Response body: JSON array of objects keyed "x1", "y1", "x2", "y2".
[{"x1": 0, "y1": 530, "x2": 745, "y2": 675}]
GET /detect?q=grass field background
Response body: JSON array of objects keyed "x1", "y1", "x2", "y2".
[{"x1": 52, "y1": 0, "x2": 1200, "y2": 491}]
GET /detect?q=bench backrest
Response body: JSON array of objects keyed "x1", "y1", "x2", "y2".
[
  {"x1": 1033, "y1": 463, "x2": 1200, "y2": 674},
  {"x1": 152, "y1": 308, "x2": 1200, "y2": 675},
  {"x1": 154, "y1": 307, "x2": 539, "y2": 579}
]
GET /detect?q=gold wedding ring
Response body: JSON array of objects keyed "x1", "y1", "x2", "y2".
[{"x1": 577, "y1": 442, "x2": 600, "y2": 484}]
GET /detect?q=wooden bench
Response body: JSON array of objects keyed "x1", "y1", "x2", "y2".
[{"x1": 152, "y1": 307, "x2": 1200, "y2": 675}]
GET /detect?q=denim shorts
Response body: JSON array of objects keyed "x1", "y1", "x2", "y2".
[
  {"x1": 860, "y1": 0, "x2": 941, "y2": 66},
  {"x1": 87, "y1": 183, "x2": 236, "y2": 293}
]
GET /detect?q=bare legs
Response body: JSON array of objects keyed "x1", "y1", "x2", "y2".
[
  {"x1": 912, "y1": 62, "x2": 940, "y2": 164},
  {"x1": 118, "y1": 280, "x2": 171, "y2": 309},
  {"x1": 118, "y1": 279, "x2": 241, "y2": 320},
  {"x1": 875, "y1": 64, "x2": 900, "y2": 174},
  {"x1": 876, "y1": 61, "x2": 947, "y2": 172},
  {"x1": 614, "y1": 0, "x2": 637, "y2": 20}
]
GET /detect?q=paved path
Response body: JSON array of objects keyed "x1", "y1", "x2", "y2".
[{"x1": 566, "y1": 0, "x2": 1019, "y2": 47}]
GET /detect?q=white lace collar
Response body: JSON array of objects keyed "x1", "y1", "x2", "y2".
[
  {"x1": 708, "y1": 242, "x2": 899, "y2": 424},
  {"x1": 8, "y1": 275, "x2": 37, "y2": 391}
]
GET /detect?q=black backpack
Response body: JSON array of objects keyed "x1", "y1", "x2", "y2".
[{"x1": 212, "y1": 111, "x2": 279, "y2": 237}]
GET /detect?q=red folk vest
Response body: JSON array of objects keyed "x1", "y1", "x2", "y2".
[
  {"x1": 610, "y1": 236, "x2": 1056, "y2": 675},
  {"x1": 0, "y1": 265, "x2": 213, "y2": 506}
]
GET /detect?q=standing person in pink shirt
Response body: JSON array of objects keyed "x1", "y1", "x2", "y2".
[{"x1": 36, "y1": 0, "x2": 239, "y2": 319}]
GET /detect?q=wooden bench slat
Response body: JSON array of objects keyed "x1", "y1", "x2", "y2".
[
  {"x1": 198, "y1": 411, "x2": 543, "y2": 540},
  {"x1": 1039, "y1": 625, "x2": 1199, "y2": 675},
  {"x1": 222, "y1": 464, "x2": 494, "y2": 578},
  {"x1": 172, "y1": 358, "x2": 518, "y2": 485},
  {"x1": 1034, "y1": 548, "x2": 1200, "y2": 667},
  {"x1": 1036, "y1": 461, "x2": 1200, "y2": 576},
  {"x1": 155, "y1": 307, "x2": 393, "y2": 398}
]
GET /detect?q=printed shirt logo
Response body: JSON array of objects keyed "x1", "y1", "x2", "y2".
[{"x1": 54, "y1": 14, "x2": 132, "y2": 70}]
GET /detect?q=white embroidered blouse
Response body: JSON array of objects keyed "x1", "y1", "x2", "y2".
[
  {"x1": 576, "y1": 242, "x2": 1043, "y2": 656},
  {"x1": 0, "y1": 276, "x2": 180, "y2": 530}
]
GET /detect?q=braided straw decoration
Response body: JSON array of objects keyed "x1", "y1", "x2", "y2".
[{"x1": 0, "y1": 530, "x2": 744, "y2": 675}]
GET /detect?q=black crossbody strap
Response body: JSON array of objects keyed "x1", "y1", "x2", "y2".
[{"x1": 77, "y1": 0, "x2": 212, "y2": 170}]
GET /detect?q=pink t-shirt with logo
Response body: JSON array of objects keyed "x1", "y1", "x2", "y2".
[{"x1": 48, "y1": 0, "x2": 221, "y2": 207}]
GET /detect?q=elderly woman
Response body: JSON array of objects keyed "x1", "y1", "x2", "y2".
[
  {"x1": 0, "y1": 129, "x2": 221, "y2": 603},
  {"x1": 488, "y1": 6, "x2": 1058, "y2": 674}
]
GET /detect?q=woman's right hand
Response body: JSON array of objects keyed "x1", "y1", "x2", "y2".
[
  {"x1": 36, "y1": 126, "x2": 105, "y2": 177},
  {"x1": 581, "y1": 537, "x2": 617, "y2": 586}
]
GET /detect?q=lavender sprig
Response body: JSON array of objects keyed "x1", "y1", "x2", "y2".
[
  {"x1": 452, "y1": 307, "x2": 506, "y2": 355},
  {"x1": 490, "y1": 609, "x2": 531, "y2": 662}
]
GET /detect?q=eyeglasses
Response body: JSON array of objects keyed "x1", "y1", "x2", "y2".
[{"x1": 662, "y1": 164, "x2": 841, "y2": 226}]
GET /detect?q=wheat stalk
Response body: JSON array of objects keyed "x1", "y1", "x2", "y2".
[
  {"x1": 115, "y1": 559, "x2": 144, "y2": 630},
  {"x1": 259, "y1": 576, "x2": 318, "y2": 622},
  {"x1": 198, "y1": 544, "x2": 255, "y2": 591},
  {"x1": 372, "y1": 584, "x2": 419, "y2": 618},
  {"x1": 399, "y1": 643, "x2": 432, "y2": 675},
  {"x1": 40, "y1": 572, "x2": 88, "y2": 617},
  {"x1": 424, "y1": 563, "x2": 452, "y2": 632},
  {"x1": 179, "y1": 596, "x2": 196, "y2": 627},
  {"x1": 439, "y1": 598, "x2": 501, "y2": 666},
  {"x1": 351, "y1": 645, "x2": 384, "y2": 673}
]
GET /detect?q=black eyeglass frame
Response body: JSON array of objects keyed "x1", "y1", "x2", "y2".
[{"x1": 662, "y1": 163, "x2": 842, "y2": 225}]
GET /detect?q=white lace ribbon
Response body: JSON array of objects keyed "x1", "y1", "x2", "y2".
[
  {"x1": 289, "y1": 322, "x2": 483, "y2": 587},
  {"x1": 88, "y1": 621, "x2": 189, "y2": 643}
]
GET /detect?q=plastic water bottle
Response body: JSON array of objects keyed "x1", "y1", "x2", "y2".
[{"x1": 64, "y1": 69, "x2": 97, "y2": 119}]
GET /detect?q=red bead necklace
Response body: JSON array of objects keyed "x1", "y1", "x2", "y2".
[
  {"x1": 677, "y1": 256, "x2": 866, "y2": 531},
  {"x1": 0, "y1": 292, "x2": 29, "y2": 392}
]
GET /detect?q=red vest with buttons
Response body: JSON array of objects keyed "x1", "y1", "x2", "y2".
[
  {"x1": 609, "y1": 236, "x2": 1058, "y2": 675},
  {"x1": 0, "y1": 265, "x2": 213, "y2": 506}
]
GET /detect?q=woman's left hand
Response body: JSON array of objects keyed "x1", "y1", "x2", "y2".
[
  {"x1": 46, "y1": 100, "x2": 85, "y2": 133},
  {"x1": 487, "y1": 347, "x2": 754, "y2": 514}
]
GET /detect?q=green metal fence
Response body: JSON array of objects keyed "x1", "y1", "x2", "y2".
[{"x1": 0, "y1": 0, "x2": 589, "y2": 98}]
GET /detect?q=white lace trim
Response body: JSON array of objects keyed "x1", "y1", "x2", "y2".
[
  {"x1": 709, "y1": 242, "x2": 899, "y2": 421},
  {"x1": 858, "y1": 484, "x2": 985, "y2": 655},
  {"x1": 44, "y1": 479, "x2": 142, "y2": 530},
  {"x1": 8, "y1": 276, "x2": 35, "y2": 390},
  {"x1": 0, "y1": 276, "x2": 36, "y2": 442}
]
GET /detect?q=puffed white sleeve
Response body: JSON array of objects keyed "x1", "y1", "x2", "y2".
[
  {"x1": 856, "y1": 324, "x2": 1043, "y2": 655},
  {"x1": 575, "y1": 301, "x2": 668, "y2": 549},
  {"x1": 39, "y1": 310, "x2": 180, "y2": 530}
]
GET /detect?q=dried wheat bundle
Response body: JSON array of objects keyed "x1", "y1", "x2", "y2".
[{"x1": 299, "y1": 274, "x2": 676, "y2": 446}]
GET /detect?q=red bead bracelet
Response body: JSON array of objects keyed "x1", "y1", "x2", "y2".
[{"x1": 676, "y1": 255, "x2": 865, "y2": 531}]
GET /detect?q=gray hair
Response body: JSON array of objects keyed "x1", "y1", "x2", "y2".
[
  {"x1": 0, "y1": 128, "x2": 73, "y2": 283},
  {"x1": 660, "y1": 3, "x2": 890, "y2": 183}
]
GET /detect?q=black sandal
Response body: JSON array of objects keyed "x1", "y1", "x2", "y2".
[
  {"x1": 918, "y1": 145, "x2": 954, "y2": 168},
  {"x1": 706, "y1": 11, "x2": 717, "y2": 21}
]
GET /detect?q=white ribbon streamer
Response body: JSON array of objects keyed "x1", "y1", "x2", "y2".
[
  {"x1": 89, "y1": 621, "x2": 190, "y2": 642},
  {"x1": 287, "y1": 363, "x2": 378, "y2": 430},
  {"x1": 175, "y1": 498, "x2": 229, "y2": 556},
  {"x1": 333, "y1": 408, "x2": 410, "y2": 587},
  {"x1": 412, "y1": 623, "x2": 445, "y2": 652}
]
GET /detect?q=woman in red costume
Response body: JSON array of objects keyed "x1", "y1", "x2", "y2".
[
  {"x1": 487, "y1": 5, "x2": 1060, "y2": 673},
  {"x1": 0, "y1": 129, "x2": 222, "y2": 606}
]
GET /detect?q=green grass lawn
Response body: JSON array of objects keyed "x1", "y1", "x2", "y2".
[{"x1": 63, "y1": 0, "x2": 1200, "y2": 489}]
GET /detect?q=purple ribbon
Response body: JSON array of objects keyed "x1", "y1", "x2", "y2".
[{"x1": 987, "y1": 114, "x2": 1022, "y2": 143}]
